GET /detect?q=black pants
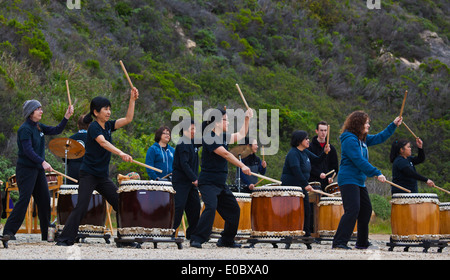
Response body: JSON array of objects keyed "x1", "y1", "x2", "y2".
[
  {"x1": 3, "y1": 165, "x2": 50, "y2": 240},
  {"x1": 333, "y1": 184, "x2": 372, "y2": 247},
  {"x1": 190, "y1": 183, "x2": 240, "y2": 244},
  {"x1": 172, "y1": 181, "x2": 201, "y2": 239},
  {"x1": 56, "y1": 170, "x2": 119, "y2": 244}
]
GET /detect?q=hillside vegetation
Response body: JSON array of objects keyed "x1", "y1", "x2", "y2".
[{"x1": 0, "y1": 0, "x2": 448, "y2": 200}]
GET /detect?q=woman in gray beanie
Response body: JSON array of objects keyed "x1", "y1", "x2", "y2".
[{"x1": 1, "y1": 100, "x2": 73, "y2": 242}]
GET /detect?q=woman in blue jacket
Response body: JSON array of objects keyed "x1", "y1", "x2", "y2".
[
  {"x1": 145, "y1": 126, "x2": 175, "y2": 180},
  {"x1": 332, "y1": 111, "x2": 402, "y2": 250}
]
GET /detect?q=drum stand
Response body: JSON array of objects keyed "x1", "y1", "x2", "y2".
[
  {"x1": 246, "y1": 236, "x2": 314, "y2": 249},
  {"x1": 114, "y1": 235, "x2": 184, "y2": 249},
  {"x1": 386, "y1": 237, "x2": 447, "y2": 253},
  {"x1": 235, "y1": 154, "x2": 242, "y2": 192}
]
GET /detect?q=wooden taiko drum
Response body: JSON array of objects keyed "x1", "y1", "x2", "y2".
[
  {"x1": 57, "y1": 185, "x2": 107, "y2": 235},
  {"x1": 117, "y1": 180, "x2": 176, "y2": 238},
  {"x1": 325, "y1": 182, "x2": 340, "y2": 195},
  {"x1": 439, "y1": 202, "x2": 450, "y2": 240},
  {"x1": 211, "y1": 192, "x2": 252, "y2": 238},
  {"x1": 250, "y1": 186, "x2": 305, "y2": 238},
  {"x1": 317, "y1": 197, "x2": 356, "y2": 238},
  {"x1": 390, "y1": 193, "x2": 440, "y2": 241}
]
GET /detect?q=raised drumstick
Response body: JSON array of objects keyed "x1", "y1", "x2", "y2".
[
  {"x1": 402, "y1": 121, "x2": 419, "y2": 139},
  {"x1": 399, "y1": 90, "x2": 408, "y2": 118},
  {"x1": 326, "y1": 125, "x2": 330, "y2": 154},
  {"x1": 65, "y1": 80, "x2": 72, "y2": 107},
  {"x1": 119, "y1": 60, "x2": 134, "y2": 88},
  {"x1": 235, "y1": 83, "x2": 250, "y2": 111}
]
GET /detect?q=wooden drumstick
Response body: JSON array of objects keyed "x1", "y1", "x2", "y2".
[
  {"x1": 254, "y1": 178, "x2": 264, "y2": 187},
  {"x1": 431, "y1": 183, "x2": 450, "y2": 195},
  {"x1": 65, "y1": 80, "x2": 72, "y2": 107},
  {"x1": 326, "y1": 125, "x2": 330, "y2": 154},
  {"x1": 402, "y1": 121, "x2": 419, "y2": 139},
  {"x1": 132, "y1": 160, "x2": 163, "y2": 173},
  {"x1": 261, "y1": 145, "x2": 265, "y2": 162},
  {"x1": 310, "y1": 188, "x2": 334, "y2": 197},
  {"x1": 235, "y1": 83, "x2": 250, "y2": 111},
  {"x1": 385, "y1": 180, "x2": 411, "y2": 193},
  {"x1": 52, "y1": 169, "x2": 78, "y2": 183},
  {"x1": 399, "y1": 90, "x2": 408, "y2": 118},
  {"x1": 324, "y1": 169, "x2": 335, "y2": 177},
  {"x1": 250, "y1": 172, "x2": 281, "y2": 185},
  {"x1": 119, "y1": 60, "x2": 134, "y2": 88},
  {"x1": 161, "y1": 173, "x2": 172, "y2": 179}
]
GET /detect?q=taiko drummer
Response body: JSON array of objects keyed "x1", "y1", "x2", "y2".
[
  {"x1": 189, "y1": 107, "x2": 252, "y2": 249},
  {"x1": 56, "y1": 87, "x2": 138, "y2": 246},
  {"x1": 1, "y1": 100, "x2": 73, "y2": 242}
]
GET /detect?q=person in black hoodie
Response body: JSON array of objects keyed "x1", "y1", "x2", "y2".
[
  {"x1": 172, "y1": 119, "x2": 201, "y2": 239},
  {"x1": 308, "y1": 121, "x2": 339, "y2": 191},
  {"x1": 390, "y1": 138, "x2": 434, "y2": 194}
]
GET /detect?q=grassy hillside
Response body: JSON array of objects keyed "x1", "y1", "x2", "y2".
[{"x1": 0, "y1": 0, "x2": 448, "y2": 200}]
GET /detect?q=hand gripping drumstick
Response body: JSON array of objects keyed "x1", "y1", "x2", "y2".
[
  {"x1": 132, "y1": 160, "x2": 163, "y2": 173},
  {"x1": 52, "y1": 169, "x2": 78, "y2": 184},
  {"x1": 65, "y1": 80, "x2": 72, "y2": 107},
  {"x1": 235, "y1": 84, "x2": 250, "y2": 111},
  {"x1": 399, "y1": 90, "x2": 408, "y2": 118},
  {"x1": 385, "y1": 180, "x2": 411, "y2": 193},
  {"x1": 431, "y1": 183, "x2": 450, "y2": 195},
  {"x1": 119, "y1": 60, "x2": 134, "y2": 88}
]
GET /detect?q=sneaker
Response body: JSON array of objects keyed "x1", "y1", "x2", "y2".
[
  {"x1": 332, "y1": 244, "x2": 352, "y2": 250},
  {"x1": 217, "y1": 238, "x2": 241, "y2": 248},
  {"x1": 355, "y1": 242, "x2": 378, "y2": 250}
]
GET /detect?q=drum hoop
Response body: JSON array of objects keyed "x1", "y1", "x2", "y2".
[
  {"x1": 118, "y1": 180, "x2": 175, "y2": 194},
  {"x1": 309, "y1": 181, "x2": 321, "y2": 186},
  {"x1": 232, "y1": 192, "x2": 252, "y2": 202},
  {"x1": 390, "y1": 193, "x2": 439, "y2": 205},
  {"x1": 58, "y1": 185, "x2": 100, "y2": 195},
  {"x1": 440, "y1": 202, "x2": 450, "y2": 211},
  {"x1": 318, "y1": 197, "x2": 342, "y2": 206},
  {"x1": 251, "y1": 185, "x2": 304, "y2": 198}
]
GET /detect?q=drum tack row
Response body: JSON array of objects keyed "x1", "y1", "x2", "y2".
[{"x1": 45, "y1": 180, "x2": 450, "y2": 251}]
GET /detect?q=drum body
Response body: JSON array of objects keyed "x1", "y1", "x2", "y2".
[
  {"x1": 390, "y1": 193, "x2": 440, "y2": 241},
  {"x1": 317, "y1": 197, "x2": 356, "y2": 238},
  {"x1": 117, "y1": 180, "x2": 176, "y2": 238},
  {"x1": 251, "y1": 186, "x2": 305, "y2": 238},
  {"x1": 57, "y1": 185, "x2": 107, "y2": 235},
  {"x1": 211, "y1": 192, "x2": 252, "y2": 238},
  {"x1": 325, "y1": 182, "x2": 340, "y2": 195},
  {"x1": 439, "y1": 202, "x2": 450, "y2": 240}
]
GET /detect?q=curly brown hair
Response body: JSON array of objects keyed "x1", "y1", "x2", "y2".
[{"x1": 340, "y1": 111, "x2": 370, "y2": 140}]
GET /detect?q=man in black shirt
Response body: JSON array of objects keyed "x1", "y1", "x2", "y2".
[
  {"x1": 307, "y1": 121, "x2": 339, "y2": 191},
  {"x1": 172, "y1": 120, "x2": 201, "y2": 239}
]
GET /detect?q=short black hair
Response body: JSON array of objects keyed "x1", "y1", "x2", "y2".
[
  {"x1": 290, "y1": 130, "x2": 308, "y2": 147},
  {"x1": 154, "y1": 126, "x2": 171, "y2": 142}
]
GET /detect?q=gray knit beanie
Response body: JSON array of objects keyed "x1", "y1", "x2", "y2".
[{"x1": 23, "y1": 99, "x2": 42, "y2": 119}]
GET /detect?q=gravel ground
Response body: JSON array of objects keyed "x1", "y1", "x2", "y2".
[{"x1": 0, "y1": 233, "x2": 448, "y2": 261}]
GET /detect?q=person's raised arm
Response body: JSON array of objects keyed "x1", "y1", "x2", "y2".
[{"x1": 115, "y1": 87, "x2": 139, "y2": 130}]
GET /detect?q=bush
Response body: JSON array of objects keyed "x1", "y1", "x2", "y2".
[{"x1": 369, "y1": 193, "x2": 391, "y2": 220}]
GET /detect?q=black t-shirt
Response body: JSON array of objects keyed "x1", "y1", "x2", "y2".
[
  {"x1": 198, "y1": 131, "x2": 229, "y2": 185},
  {"x1": 80, "y1": 120, "x2": 116, "y2": 177}
]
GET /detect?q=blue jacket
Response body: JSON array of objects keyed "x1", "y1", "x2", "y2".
[
  {"x1": 338, "y1": 122, "x2": 397, "y2": 187},
  {"x1": 145, "y1": 142, "x2": 174, "y2": 179}
]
